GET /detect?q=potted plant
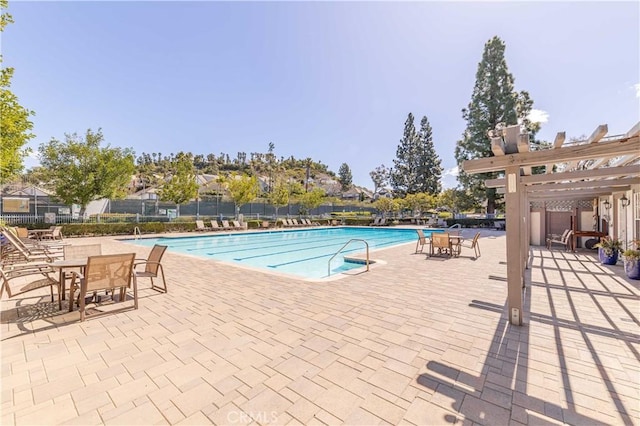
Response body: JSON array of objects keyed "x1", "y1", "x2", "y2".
[
  {"x1": 622, "y1": 240, "x2": 640, "y2": 280},
  {"x1": 594, "y1": 237, "x2": 623, "y2": 265}
]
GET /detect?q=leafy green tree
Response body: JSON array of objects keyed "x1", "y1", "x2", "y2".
[
  {"x1": 298, "y1": 187, "x2": 325, "y2": 215},
  {"x1": 369, "y1": 164, "x2": 389, "y2": 195},
  {"x1": 226, "y1": 174, "x2": 259, "y2": 218},
  {"x1": 268, "y1": 178, "x2": 289, "y2": 219},
  {"x1": 338, "y1": 163, "x2": 352, "y2": 190},
  {"x1": 0, "y1": 0, "x2": 35, "y2": 184},
  {"x1": 454, "y1": 36, "x2": 540, "y2": 213},
  {"x1": 38, "y1": 128, "x2": 135, "y2": 216},
  {"x1": 374, "y1": 197, "x2": 400, "y2": 218},
  {"x1": 438, "y1": 188, "x2": 477, "y2": 217},
  {"x1": 402, "y1": 193, "x2": 437, "y2": 215},
  {"x1": 158, "y1": 152, "x2": 199, "y2": 216}
]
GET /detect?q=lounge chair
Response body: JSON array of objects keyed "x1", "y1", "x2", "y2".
[
  {"x1": 291, "y1": 219, "x2": 305, "y2": 227},
  {"x1": 431, "y1": 232, "x2": 452, "y2": 257},
  {"x1": 415, "y1": 229, "x2": 430, "y2": 254},
  {"x1": 135, "y1": 244, "x2": 167, "y2": 293},
  {"x1": 370, "y1": 217, "x2": 381, "y2": 226},
  {"x1": 210, "y1": 220, "x2": 222, "y2": 231},
  {"x1": 0, "y1": 228, "x2": 62, "y2": 265},
  {"x1": 69, "y1": 253, "x2": 137, "y2": 321},
  {"x1": 457, "y1": 232, "x2": 481, "y2": 258},
  {"x1": 546, "y1": 229, "x2": 573, "y2": 251},
  {"x1": 40, "y1": 226, "x2": 64, "y2": 240},
  {"x1": 0, "y1": 263, "x2": 60, "y2": 306},
  {"x1": 232, "y1": 220, "x2": 244, "y2": 230},
  {"x1": 221, "y1": 220, "x2": 235, "y2": 230},
  {"x1": 195, "y1": 220, "x2": 211, "y2": 231}
]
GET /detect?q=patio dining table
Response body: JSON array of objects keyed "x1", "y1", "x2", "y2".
[{"x1": 50, "y1": 258, "x2": 88, "y2": 311}]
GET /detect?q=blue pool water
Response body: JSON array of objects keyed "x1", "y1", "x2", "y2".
[{"x1": 126, "y1": 227, "x2": 444, "y2": 280}]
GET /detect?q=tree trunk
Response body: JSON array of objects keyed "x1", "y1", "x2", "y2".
[{"x1": 486, "y1": 188, "x2": 496, "y2": 215}]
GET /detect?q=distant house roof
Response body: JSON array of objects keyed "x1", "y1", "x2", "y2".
[{"x1": 7, "y1": 186, "x2": 52, "y2": 197}]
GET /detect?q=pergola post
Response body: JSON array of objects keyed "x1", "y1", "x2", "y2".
[{"x1": 505, "y1": 165, "x2": 524, "y2": 325}]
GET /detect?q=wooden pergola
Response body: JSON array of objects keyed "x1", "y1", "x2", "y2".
[{"x1": 462, "y1": 122, "x2": 640, "y2": 325}]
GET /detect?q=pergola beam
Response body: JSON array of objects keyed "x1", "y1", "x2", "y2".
[
  {"x1": 485, "y1": 164, "x2": 639, "y2": 189},
  {"x1": 522, "y1": 164, "x2": 639, "y2": 184},
  {"x1": 526, "y1": 177, "x2": 639, "y2": 192},
  {"x1": 463, "y1": 136, "x2": 639, "y2": 174},
  {"x1": 528, "y1": 188, "x2": 626, "y2": 200},
  {"x1": 587, "y1": 124, "x2": 609, "y2": 143}
]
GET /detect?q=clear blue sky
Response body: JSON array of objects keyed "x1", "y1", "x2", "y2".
[{"x1": 4, "y1": 1, "x2": 639, "y2": 189}]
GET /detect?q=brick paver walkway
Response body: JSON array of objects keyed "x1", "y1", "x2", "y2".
[{"x1": 1, "y1": 229, "x2": 638, "y2": 425}]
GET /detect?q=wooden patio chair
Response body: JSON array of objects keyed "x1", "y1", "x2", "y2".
[
  {"x1": 69, "y1": 253, "x2": 137, "y2": 321},
  {"x1": 134, "y1": 244, "x2": 168, "y2": 293}
]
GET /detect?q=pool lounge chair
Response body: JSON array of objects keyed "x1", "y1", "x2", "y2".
[
  {"x1": 195, "y1": 220, "x2": 211, "y2": 231},
  {"x1": 370, "y1": 217, "x2": 382, "y2": 226},
  {"x1": 221, "y1": 220, "x2": 239, "y2": 230},
  {"x1": 0, "y1": 263, "x2": 60, "y2": 306},
  {"x1": 0, "y1": 228, "x2": 62, "y2": 265},
  {"x1": 232, "y1": 220, "x2": 244, "y2": 230}
]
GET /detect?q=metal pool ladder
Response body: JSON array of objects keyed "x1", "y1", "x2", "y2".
[
  {"x1": 328, "y1": 239, "x2": 369, "y2": 277},
  {"x1": 133, "y1": 226, "x2": 141, "y2": 240}
]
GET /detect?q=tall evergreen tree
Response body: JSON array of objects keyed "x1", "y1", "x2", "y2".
[
  {"x1": 416, "y1": 116, "x2": 443, "y2": 195},
  {"x1": 454, "y1": 36, "x2": 540, "y2": 213},
  {"x1": 338, "y1": 163, "x2": 352, "y2": 190},
  {"x1": 390, "y1": 113, "x2": 417, "y2": 197},
  {"x1": 391, "y1": 113, "x2": 442, "y2": 196}
]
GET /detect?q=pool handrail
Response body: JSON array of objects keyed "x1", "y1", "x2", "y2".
[{"x1": 328, "y1": 239, "x2": 369, "y2": 277}]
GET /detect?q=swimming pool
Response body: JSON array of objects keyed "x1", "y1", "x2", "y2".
[{"x1": 126, "y1": 227, "x2": 444, "y2": 280}]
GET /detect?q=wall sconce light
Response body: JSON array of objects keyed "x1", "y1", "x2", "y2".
[
  {"x1": 621, "y1": 195, "x2": 630, "y2": 208},
  {"x1": 603, "y1": 200, "x2": 611, "y2": 210}
]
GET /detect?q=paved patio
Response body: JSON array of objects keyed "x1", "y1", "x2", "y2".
[{"x1": 1, "y1": 229, "x2": 638, "y2": 425}]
